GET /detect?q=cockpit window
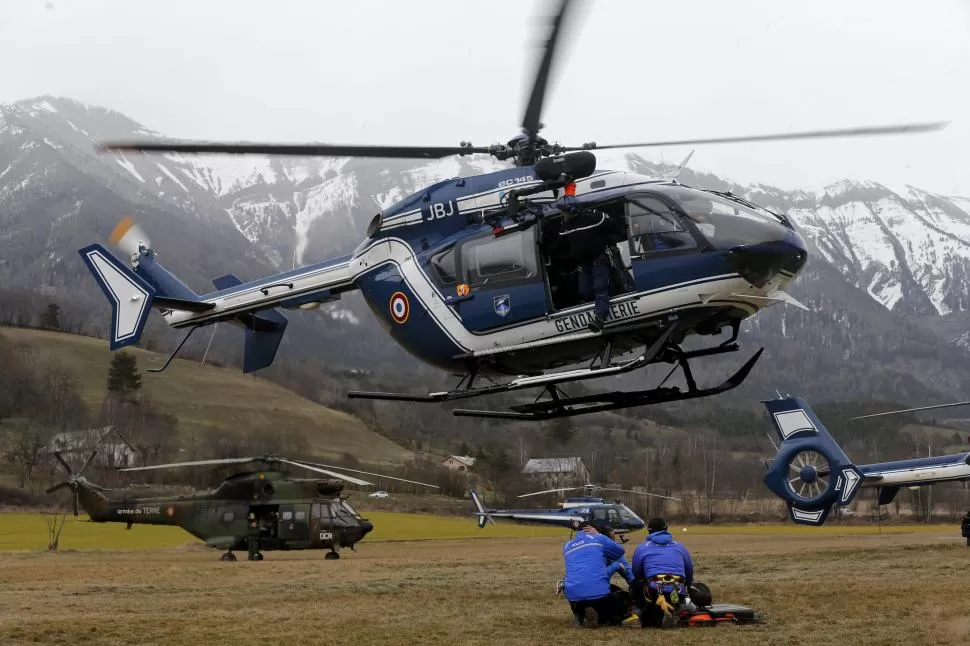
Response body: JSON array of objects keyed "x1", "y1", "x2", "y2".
[
  {"x1": 341, "y1": 500, "x2": 359, "y2": 517},
  {"x1": 430, "y1": 246, "x2": 457, "y2": 285},
  {"x1": 460, "y1": 228, "x2": 538, "y2": 286},
  {"x1": 627, "y1": 197, "x2": 697, "y2": 256},
  {"x1": 617, "y1": 504, "x2": 638, "y2": 521},
  {"x1": 661, "y1": 186, "x2": 791, "y2": 248}
]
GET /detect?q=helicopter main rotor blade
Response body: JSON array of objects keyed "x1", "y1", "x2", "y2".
[
  {"x1": 78, "y1": 449, "x2": 98, "y2": 477},
  {"x1": 117, "y1": 457, "x2": 258, "y2": 471},
  {"x1": 520, "y1": 0, "x2": 576, "y2": 142},
  {"x1": 596, "y1": 487, "x2": 681, "y2": 502},
  {"x1": 517, "y1": 487, "x2": 582, "y2": 498},
  {"x1": 279, "y1": 459, "x2": 373, "y2": 486},
  {"x1": 99, "y1": 141, "x2": 493, "y2": 159},
  {"x1": 568, "y1": 121, "x2": 948, "y2": 152},
  {"x1": 45, "y1": 482, "x2": 72, "y2": 495},
  {"x1": 290, "y1": 460, "x2": 439, "y2": 489},
  {"x1": 851, "y1": 400, "x2": 970, "y2": 420},
  {"x1": 52, "y1": 451, "x2": 73, "y2": 475}
]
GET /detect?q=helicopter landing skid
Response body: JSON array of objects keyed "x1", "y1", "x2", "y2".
[
  {"x1": 347, "y1": 325, "x2": 677, "y2": 405},
  {"x1": 451, "y1": 347, "x2": 764, "y2": 420}
]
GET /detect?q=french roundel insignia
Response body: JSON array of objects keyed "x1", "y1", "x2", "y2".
[{"x1": 390, "y1": 292, "x2": 410, "y2": 324}]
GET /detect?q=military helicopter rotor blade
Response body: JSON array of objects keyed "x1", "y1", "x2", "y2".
[
  {"x1": 520, "y1": 0, "x2": 577, "y2": 143},
  {"x1": 78, "y1": 449, "x2": 99, "y2": 477},
  {"x1": 286, "y1": 459, "x2": 439, "y2": 489},
  {"x1": 595, "y1": 487, "x2": 681, "y2": 502},
  {"x1": 278, "y1": 459, "x2": 374, "y2": 486},
  {"x1": 98, "y1": 141, "x2": 493, "y2": 159},
  {"x1": 517, "y1": 487, "x2": 582, "y2": 498},
  {"x1": 564, "y1": 121, "x2": 948, "y2": 152},
  {"x1": 52, "y1": 451, "x2": 73, "y2": 476},
  {"x1": 116, "y1": 457, "x2": 259, "y2": 471},
  {"x1": 851, "y1": 399, "x2": 970, "y2": 420},
  {"x1": 45, "y1": 482, "x2": 72, "y2": 495}
]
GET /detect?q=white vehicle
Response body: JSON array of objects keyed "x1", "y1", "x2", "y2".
[{"x1": 369, "y1": 491, "x2": 389, "y2": 498}]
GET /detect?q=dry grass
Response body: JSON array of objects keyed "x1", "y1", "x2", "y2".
[
  {"x1": 0, "y1": 327, "x2": 411, "y2": 463},
  {"x1": 1, "y1": 521, "x2": 968, "y2": 645}
]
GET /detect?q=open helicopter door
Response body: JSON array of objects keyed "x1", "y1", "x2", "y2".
[{"x1": 452, "y1": 225, "x2": 551, "y2": 332}]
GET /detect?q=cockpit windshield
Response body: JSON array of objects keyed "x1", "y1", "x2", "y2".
[
  {"x1": 617, "y1": 504, "x2": 639, "y2": 522},
  {"x1": 340, "y1": 500, "x2": 360, "y2": 517},
  {"x1": 659, "y1": 185, "x2": 792, "y2": 248}
]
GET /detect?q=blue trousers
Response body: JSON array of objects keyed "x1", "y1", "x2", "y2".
[{"x1": 578, "y1": 254, "x2": 610, "y2": 322}]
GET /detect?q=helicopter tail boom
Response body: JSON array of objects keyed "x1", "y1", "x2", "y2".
[{"x1": 79, "y1": 217, "x2": 356, "y2": 373}]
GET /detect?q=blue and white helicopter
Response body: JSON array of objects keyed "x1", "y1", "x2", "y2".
[
  {"x1": 77, "y1": 0, "x2": 946, "y2": 420},
  {"x1": 470, "y1": 484, "x2": 678, "y2": 540},
  {"x1": 763, "y1": 396, "x2": 970, "y2": 526}
]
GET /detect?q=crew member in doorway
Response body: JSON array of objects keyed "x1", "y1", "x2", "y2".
[
  {"x1": 961, "y1": 510, "x2": 970, "y2": 546},
  {"x1": 559, "y1": 194, "x2": 616, "y2": 332}
]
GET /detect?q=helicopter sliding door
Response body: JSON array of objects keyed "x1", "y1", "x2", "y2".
[
  {"x1": 277, "y1": 504, "x2": 310, "y2": 548},
  {"x1": 452, "y1": 226, "x2": 549, "y2": 332}
]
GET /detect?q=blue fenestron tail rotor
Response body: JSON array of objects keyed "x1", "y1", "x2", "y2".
[{"x1": 762, "y1": 396, "x2": 863, "y2": 526}]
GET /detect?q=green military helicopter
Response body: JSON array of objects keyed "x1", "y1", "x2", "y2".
[{"x1": 46, "y1": 451, "x2": 437, "y2": 561}]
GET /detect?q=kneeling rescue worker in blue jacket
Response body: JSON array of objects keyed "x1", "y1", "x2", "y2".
[
  {"x1": 561, "y1": 521, "x2": 634, "y2": 627},
  {"x1": 631, "y1": 517, "x2": 695, "y2": 628}
]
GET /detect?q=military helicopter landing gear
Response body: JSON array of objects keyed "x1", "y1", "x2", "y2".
[
  {"x1": 325, "y1": 550, "x2": 340, "y2": 560},
  {"x1": 248, "y1": 552, "x2": 264, "y2": 561},
  {"x1": 221, "y1": 551, "x2": 237, "y2": 562}
]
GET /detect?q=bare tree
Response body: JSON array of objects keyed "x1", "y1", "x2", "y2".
[
  {"x1": 1, "y1": 419, "x2": 56, "y2": 488},
  {"x1": 45, "y1": 511, "x2": 68, "y2": 551}
]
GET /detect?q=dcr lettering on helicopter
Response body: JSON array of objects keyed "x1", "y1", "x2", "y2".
[{"x1": 554, "y1": 301, "x2": 641, "y2": 333}]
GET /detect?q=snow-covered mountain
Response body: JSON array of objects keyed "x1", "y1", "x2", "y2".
[{"x1": 2, "y1": 95, "x2": 969, "y2": 404}]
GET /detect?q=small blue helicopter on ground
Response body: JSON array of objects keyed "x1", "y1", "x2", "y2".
[
  {"x1": 469, "y1": 484, "x2": 678, "y2": 540},
  {"x1": 763, "y1": 396, "x2": 970, "y2": 526},
  {"x1": 78, "y1": 0, "x2": 945, "y2": 420}
]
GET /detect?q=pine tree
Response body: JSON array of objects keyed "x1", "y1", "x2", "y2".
[
  {"x1": 107, "y1": 351, "x2": 142, "y2": 397},
  {"x1": 39, "y1": 303, "x2": 60, "y2": 330}
]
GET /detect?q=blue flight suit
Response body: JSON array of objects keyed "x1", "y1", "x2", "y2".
[
  {"x1": 631, "y1": 529, "x2": 695, "y2": 627},
  {"x1": 562, "y1": 531, "x2": 631, "y2": 625}
]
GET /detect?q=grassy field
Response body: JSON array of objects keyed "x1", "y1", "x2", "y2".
[
  {"x1": 0, "y1": 327, "x2": 411, "y2": 464},
  {"x1": 1, "y1": 512, "x2": 969, "y2": 645}
]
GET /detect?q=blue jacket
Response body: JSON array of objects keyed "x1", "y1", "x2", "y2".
[
  {"x1": 631, "y1": 530, "x2": 693, "y2": 587},
  {"x1": 562, "y1": 532, "x2": 627, "y2": 601}
]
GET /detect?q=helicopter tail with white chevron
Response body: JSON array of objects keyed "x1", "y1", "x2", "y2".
[
  {"x1": 78, "y1": 216, "x2": 355, "y2": 373},
  {"x1": 761, "y1": 396, "x2": 864, "y2": 526},
  {"x1": 763, "y1": 395, "x2": 970, "y2": 526}
]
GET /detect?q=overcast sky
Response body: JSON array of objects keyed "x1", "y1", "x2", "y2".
[{"x1": 2, "y1": 0, "x2": 970, "y2": 195}]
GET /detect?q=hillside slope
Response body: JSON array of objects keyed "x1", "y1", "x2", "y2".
[{"x1": 0, "y1": 327, "x2": 413, "y2": 465}]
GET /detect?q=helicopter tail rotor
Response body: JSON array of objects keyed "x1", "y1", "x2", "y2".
[{"x1": 45, "y1": 449, "x2": 99, "y2": 517}]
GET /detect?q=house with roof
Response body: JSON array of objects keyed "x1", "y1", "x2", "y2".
[
  {"x1": 440, "y1": 455, "x2": 476, "y2": 473},
  {"x1": 521, "y1": 457, "x2": 590, "y2": 490},
  {"x1": 45, "y1": 426, "x2": 138, "y2": 468}
]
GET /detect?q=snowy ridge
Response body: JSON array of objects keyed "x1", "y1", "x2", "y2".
[{"x1": 3, "y1": 95, "x2": 970, "y2": 324}]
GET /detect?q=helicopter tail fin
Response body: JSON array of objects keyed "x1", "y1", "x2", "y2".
[
  {"x1": 761, "y1": 396, "x2": 863, "y2": 526},
  {"x1": 210, "y1": 274, "x2": 289, "y2": 374},
  {"x1": 469, "y1": 489, "x2": 494, "y2": 529},
  {"x1": 659, "y1": 150, "x2": 694, "y2": 179},
  {"x1": 78, "y1": 216, "x2": 214, "y2": 351}
]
